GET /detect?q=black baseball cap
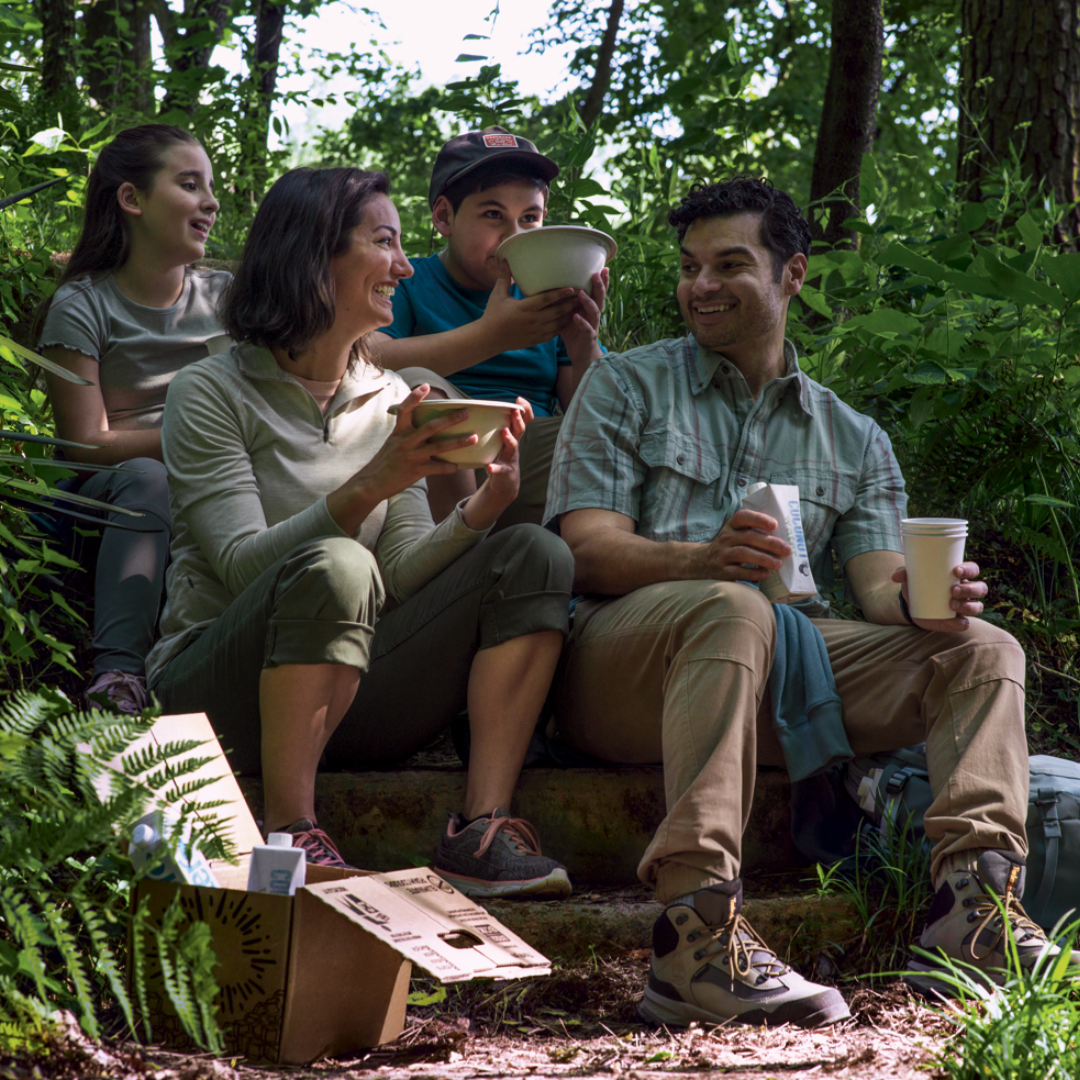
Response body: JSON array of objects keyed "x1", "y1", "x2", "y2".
[{"x1": 428, "y1": 130, "x2": 559, "y2": 209}]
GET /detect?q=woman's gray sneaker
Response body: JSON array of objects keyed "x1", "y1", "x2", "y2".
[
  {"x1": 638, "y1": 879, "x2": 851, "y2": 1029},
  {"x1": 433, "y1": 809, "x2": 572, "y2": 899},
  {"x1": 907, "y1": 850, "x2": 1080, "y2": 995}
]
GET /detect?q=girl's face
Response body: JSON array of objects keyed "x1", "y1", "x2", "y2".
[
  {"x1": 121, "y1": 142, "x2": 219, "y2": 265},
  {"x1": 329, "y1": 193, "x2": 413, "y2": 337}
]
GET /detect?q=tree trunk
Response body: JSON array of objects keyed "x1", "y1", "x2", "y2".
[
  {"x1": 155, "y1": 0, "x2": 233, "y2": 115},
  {"x1": 36, "y1": 0, "x2": 76, "y2": 117},
  {"x1": 808, "y1": 0, "x2": 884, "y2": 248},
  {"x1": 957, "y1": 0, "x2": 1080, "y2": 244},
  {"x1": 82, "y1": 0, "x2": 152, "y2": 115},
  {"x1": 577, "y1": 0, "x2": 624, "y2": 129},
  {"x1": 244, "y1": 0, "x2": 286, "y2": 192}
]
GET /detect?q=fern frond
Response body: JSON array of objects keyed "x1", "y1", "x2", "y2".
[
  {"x1": 70, "y1": 896, "x2": 134, "y2": 1038},
  {"x1": 39, "y1": 901, "x2": 98, "y2": 1039},
  {"x1": 0, "y1": 886, "x2": 52, "y2": 1003}
]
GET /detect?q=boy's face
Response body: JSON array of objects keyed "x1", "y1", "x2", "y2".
[{"x1": 434, "y1": 180, "x2": 546, "y2": 291}]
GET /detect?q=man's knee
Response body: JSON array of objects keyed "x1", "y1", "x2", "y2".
[
  {"x1": 664, "y1": 580, "x2": 775, "y2": 654},
  {"x1": 483, "y1": 523, "x2": 575, "y2": 594},
  {"x1": 280, "y1": 537, "x2": 385, "y2": 620},
  {"x1": 935, "y1": 617, "x2": 1027, "y2": 685}
]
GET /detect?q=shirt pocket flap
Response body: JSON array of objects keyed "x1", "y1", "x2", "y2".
[
  {"x1": 769, "y1": 470, "x2": 858, "y2": 512},
  {"x1": 639, "y1": 429, "x2": 724, "y2": 485}
]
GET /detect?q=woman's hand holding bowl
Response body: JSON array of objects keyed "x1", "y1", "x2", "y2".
[
  {"x1": 460, "y1": 397, "x2": 533, "y2": 532},
  {"x1": 326, "y1": 385, "x2": 477, "y2": 533}
]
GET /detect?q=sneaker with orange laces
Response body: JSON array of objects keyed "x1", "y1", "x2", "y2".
[
  {"x1": 433, "y1": 808, "x2": 571, "y2": 899},
  {"x1": 278, "y1": 819, "x2": 357, "y2": 869},
  {"x1": 85, "y1": 669, "x2": 149, "y2": 715}
]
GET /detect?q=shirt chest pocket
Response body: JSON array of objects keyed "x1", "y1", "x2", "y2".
[
  {"x1": 638, "y1": 429, "x2": 726, "y2": 541},
  {"x1": 768, "y1": 469, "x2": 858, "y2": 556}
]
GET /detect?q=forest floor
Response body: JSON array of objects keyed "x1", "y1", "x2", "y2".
[{"x1": 3, "y1": 964, "x2": 957, "y2": 1080}]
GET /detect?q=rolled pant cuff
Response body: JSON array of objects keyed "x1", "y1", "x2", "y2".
[
  {"x1": 652, "y1": 865, "x2": 734, "y2": 907},
  {"x1": 264, "y1": 618, "x2": 375, "y2": 669},
  {"x1": 480, "y1": 588, "x2": 570, "y2": 650}
]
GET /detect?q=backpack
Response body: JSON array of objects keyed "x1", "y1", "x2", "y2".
[{"x1": 844, "y1": 747, "x2": 1080, "y2": 931}]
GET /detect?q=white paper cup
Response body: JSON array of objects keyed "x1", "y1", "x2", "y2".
[{"x1": 901, "y1": 519, "x2": 968, "y2": 621}]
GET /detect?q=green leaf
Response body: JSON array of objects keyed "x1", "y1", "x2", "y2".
[
  {"x1": 932, "y1": 234, "x2": 972, "y2": 263},
  {"x1": 1042, "y1": 253, "x2": 1080, "y2": 303},
  {"x1": 883, "y1": 242, "x2": 947, "y2": 282},
  {"x1": 1016, "y1": 211, "x2": 1043, "y2": 252},
  {"x1": 979, "y1": 248, "x2": 1063, "y2": 309},
  {"x1": 0, "y1": 60, "x2": 35, "y2": 72},
  {"x1": 798, "y1": 287, "x2": 833, "y2": 318},
  {"x1": 455, "y1": 53, "x2": 487, "y2": 62},
  {"x1": 1024, "y1": 494, "x2": 1076, "y2": 510},
  {"x1": 645, "y1": 1051, "x2": 673, "y2": 1063},
  {"x1": 846, "y1": 308, "x2": 921, "y2": 335},
  {"x1": 958, "y1": 202, "x2": 989, "y2": 233},
  {"x1": 407, "y1": 986, "x2": 448, "y2": 1006},
  {"x1": 0, "y1": 336, "x2": 93, "y2": 384}
]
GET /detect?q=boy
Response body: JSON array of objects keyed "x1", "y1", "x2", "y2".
[{"x1": 371, "y1": 127, "x2": 608, "y2": 527}]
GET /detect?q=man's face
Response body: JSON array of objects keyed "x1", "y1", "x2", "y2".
[
  {"x1": 433, "y1": 180, "x2": 546, "y2": 291},
  {"x1": 676, "y1": 213, "x2": 802, "y2": 353}
]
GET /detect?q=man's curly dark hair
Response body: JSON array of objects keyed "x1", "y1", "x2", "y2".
[{"x1": 668, "y1": 177, "x2": 812, "y2": 282}]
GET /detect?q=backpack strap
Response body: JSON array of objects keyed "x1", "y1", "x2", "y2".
[{"x1": 1029, "y1": 787, "x2": 1061, "y2": 917}]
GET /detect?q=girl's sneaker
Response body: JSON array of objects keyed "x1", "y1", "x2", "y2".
[
  {"x1": 278, "y1": 819, "x2": 356, "y2": 869},
  {"x1": 85, "y1": 670, "x2": 148, "y2": 715}
]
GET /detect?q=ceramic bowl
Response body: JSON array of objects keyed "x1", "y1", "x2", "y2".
[
  {"x1": 411, "y1": 398, "x2": 524, "y2": 468},
  {"x1": 496, "y1": 225, "x2": 617, "y2": 296}
]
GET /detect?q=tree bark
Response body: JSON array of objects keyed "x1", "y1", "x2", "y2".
[
  {"x1": 36, "y1": 0, "x2": 76, "y2": 116},
  {"x1": 957, "y1": 0, "x2": 1080, "y2": 243},
  {"x1": 577, "y1": 0, "x2": 624, "y2": 129},
  {"x1": 244, "y1": 0, "x2": 286, "y2": 191},
  {"x1": 155, "y1": 0, "x2": 233, "y2": 115},
  {"x1": 808, "y1": 0, "x2": 884, "y2": 248},
  {"x1": 82, "y1": 0, "x2": 152, "y2": 114}
]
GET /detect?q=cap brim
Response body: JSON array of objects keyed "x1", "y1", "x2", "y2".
[{"x1": 430, "y1": 150, "x2": 560, "y2": 208}]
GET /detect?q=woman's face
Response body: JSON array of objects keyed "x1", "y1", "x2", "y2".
[
  {"x1": 124, "y1": 142, "x2": 219, "y2": 265},
  {"x1": 329, "y1": 193, "x2": 413, "y2": 336}
]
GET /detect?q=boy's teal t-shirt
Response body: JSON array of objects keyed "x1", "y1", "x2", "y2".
[{"x1": 384, "y1": 253, "x2": 571, "y2": 418}]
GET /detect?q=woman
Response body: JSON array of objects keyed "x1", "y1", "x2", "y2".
[
  {"x1": 37, "y1": 124, "x2": 229, "y2": 714},
  {"x1": 144, "y1": 167, "x2": 574, "y2": 899}
]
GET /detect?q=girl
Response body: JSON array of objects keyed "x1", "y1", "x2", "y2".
[
  {"x1": 144, "y1": 167, "x2": 574, "y2": 898},
  {"x1": 37, "y1": 124, "x2": 229, "y2": 714}
]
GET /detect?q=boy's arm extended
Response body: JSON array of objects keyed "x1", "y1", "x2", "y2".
[
  {"x1": 372, "y1": 263, "x2": 580, "y2": 378},
  {"x1": 556, "y1": 268, "x2": 609, "y2": 410}
]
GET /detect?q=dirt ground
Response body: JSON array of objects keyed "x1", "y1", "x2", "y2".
[{"x1": 3, "y1": 974, "x2": 955, "y2": 1080}]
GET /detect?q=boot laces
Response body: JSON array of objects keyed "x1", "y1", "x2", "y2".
[
  {"x1": 473, "y1": 815, "x2": 543, "y2": 858},
  {"x1": 695, "y1": 913, "x2": 790, "y2": 983},
  {"x1": 966, "y1": 887, "x2": 1047, "y2": 963}
]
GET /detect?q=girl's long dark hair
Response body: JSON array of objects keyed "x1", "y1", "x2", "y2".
[
  {"x1": 221, "y1": 167, "x2": 390, "y2": 365},
  {"x1": 35, "y1": 124, "x2": 201, "y2": 341}
]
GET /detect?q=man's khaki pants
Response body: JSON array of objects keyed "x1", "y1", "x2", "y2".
[{"x1": 554, "y1": 580, "x2": 1029, "y2": 904}]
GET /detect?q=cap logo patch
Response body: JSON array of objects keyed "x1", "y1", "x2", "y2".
[{"x1": 483, "y1": 134, "x2": 517, "y2": 148}]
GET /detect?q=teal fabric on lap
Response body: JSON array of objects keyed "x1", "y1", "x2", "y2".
[{"x1": 768, "y1": 603, "x2": 853, "y2": 783}]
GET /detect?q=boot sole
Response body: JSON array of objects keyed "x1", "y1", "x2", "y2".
[
  {"x1": 434, "y1": 867, "x2": 572, "y2": 900},
  {"x1": 638, "y1": 985, "x2": 851, "y2": 1029}
]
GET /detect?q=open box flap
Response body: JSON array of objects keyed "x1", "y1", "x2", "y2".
[
  {"x1": 303, "y1": 873, "x2": 550, "y2": 982},
  {"x1": 93, "y1": 712, "x2": 264, "y2": 858}
]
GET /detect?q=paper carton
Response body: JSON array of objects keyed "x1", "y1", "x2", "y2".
[
  {"x1": 110, "y1": 714, "x2": 549, "y2": 1064},
  {"x1": 741, "y1": 482, "x2": 817, "y2": 604}
]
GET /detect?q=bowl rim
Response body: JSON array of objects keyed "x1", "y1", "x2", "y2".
[
  {"x1": 496, "y1": 224, "x2": 618, "y2": 263},
  {"x1": 413, "y1": 397, "x2": 525, "y2": 412}
]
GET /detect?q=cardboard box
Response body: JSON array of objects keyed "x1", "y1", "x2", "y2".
[{"x1": 107, "y1": 714, "x2": 550, "y2": 1064}]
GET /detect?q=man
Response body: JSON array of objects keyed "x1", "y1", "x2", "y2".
[{"x1": 544, "y1": 177, "x2": 1063, "y2": 1029}]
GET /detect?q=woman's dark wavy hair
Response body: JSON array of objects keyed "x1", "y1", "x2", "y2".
[
  {"x1": 668, "y1": 177, "x2": 812, "y2": 281},
  {"x1": 35, "y1": 124, "x2": 200, "y2": 339},
  {"x1": 221, "y1": 167, "x2": 390, "y2": 365}
]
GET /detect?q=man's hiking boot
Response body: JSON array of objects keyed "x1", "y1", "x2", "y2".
[
  {"x1": 433, "y1": 808, "x2": 571, "y2": 899},
  {"x1": 907, "y1": 849, "x2": 1080, "y2": 995},
  {"x1": 638, "y1": 879, "x2": 850, "y2": 1029},
  {"x1": 278, "y1": 819, "x2": 356, "y2": 869},
  {"x1": 85, "y1": 669, "x2": 148, "y2": 715}
]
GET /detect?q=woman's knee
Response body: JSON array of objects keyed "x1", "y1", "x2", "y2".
[
  {"x1": 483, "y1": 523, "x2": 575, "y2": 594},
  {"x1": 279, "y1": 537, "x2": 385, "y2": 620}
]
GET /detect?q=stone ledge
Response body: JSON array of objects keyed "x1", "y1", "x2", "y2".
[{"x1": 238, "y1": 767, "x2": 801, "y2": 886}]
